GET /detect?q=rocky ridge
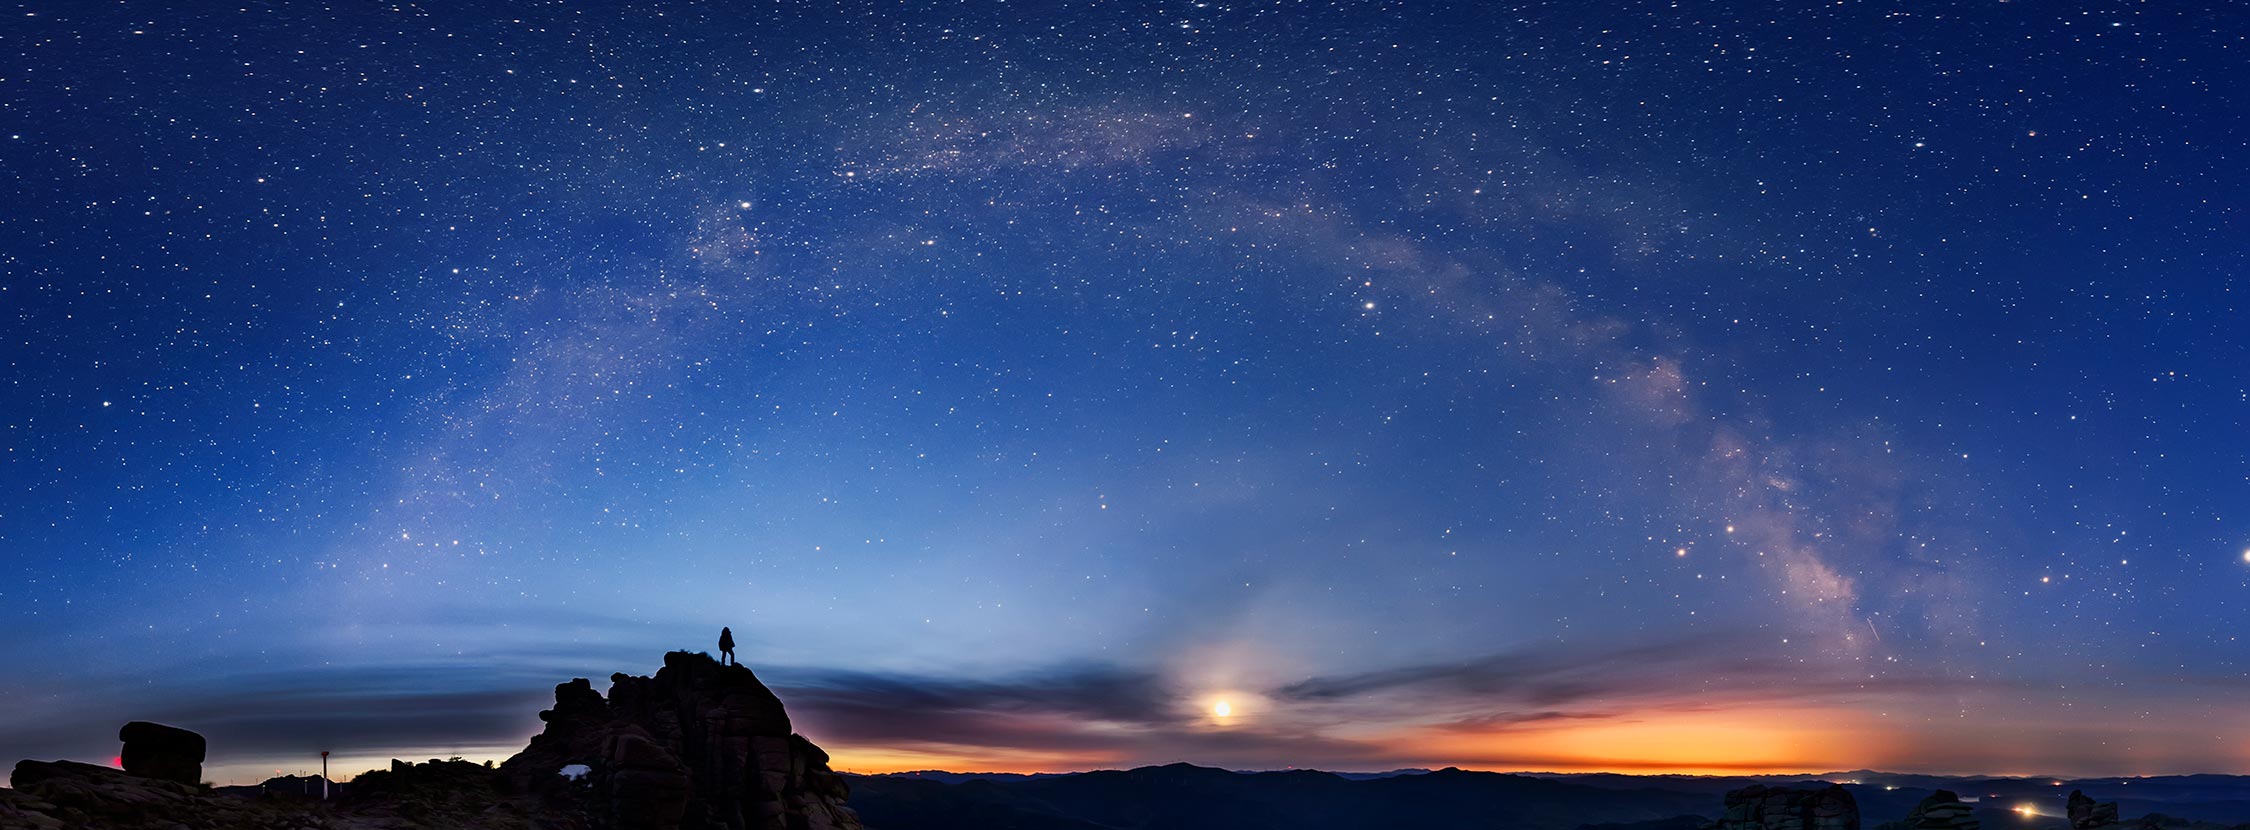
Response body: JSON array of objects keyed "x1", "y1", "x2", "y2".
[
  {"x1": 501, "y1": 650, "x2": 861, "y2": 830},
  {"x1": 0, "y1": 650, "x2": 858, "y2": 830}
]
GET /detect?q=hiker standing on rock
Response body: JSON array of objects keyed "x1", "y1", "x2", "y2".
[{"x1": 719, "y1": 626, "x2": 736, "y2": 665}]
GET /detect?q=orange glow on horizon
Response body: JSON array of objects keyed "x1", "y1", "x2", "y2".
[
  {"x1": 822, "y1": 704, "x2": 1909, "y2": 777},
  {"x1": 1408, "y1": 704, "x2": 1904, "y2": 775},
  {"x1": 826, "y1": 744, "x2": 1131, "y2": 775}
]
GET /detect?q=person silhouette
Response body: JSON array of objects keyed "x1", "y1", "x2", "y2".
[{"x1": 718, "y1": 626, "x2": 736, "y2": 666}]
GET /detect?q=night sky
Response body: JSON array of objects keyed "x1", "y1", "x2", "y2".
[{"x1": 3, "y1": 1, "x2": 2246, "y2": 784}]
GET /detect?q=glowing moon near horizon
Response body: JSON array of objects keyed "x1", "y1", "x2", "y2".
[{"x1": 1213, "y1": 700, "x2": 1233, "y2": 718}]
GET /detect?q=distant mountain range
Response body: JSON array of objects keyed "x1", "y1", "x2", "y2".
[
  {"x1": 844, "y1": 765, "x2": 2250, "y2": 830},
  {"x1": 14, "y1": 648, "x2": 2250, "y2": 830}
]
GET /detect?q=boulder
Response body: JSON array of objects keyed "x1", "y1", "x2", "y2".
[
  {"x1": 117, "y1": 721, "x2": 205, "y2": 786},
  {"x1": 1703, "y1": 784, "x2": 1859, "y2": 830},
  {"x1": 8, "y1": 760, "x2": 200, "y2": 827},
  {"x1": 1906, "y1": 790, "x2": 1979, "y2": 830},
  {"x1": 2071, "y1": 790, "x2": 2122, "y2": 830},
  {"x1": 0, "y1": 759, "x2": 342, "y2": 830}
]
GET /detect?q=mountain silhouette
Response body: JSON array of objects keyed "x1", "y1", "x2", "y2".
[
  {"x1": 845, "y1": 763, "x2": 1715, "y2": 830},
  {"x1": 9, "y1": 651, "x2": 2250, "y2": 830}
]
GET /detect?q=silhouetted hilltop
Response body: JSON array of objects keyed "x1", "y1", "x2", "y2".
[
  {"x1": 16, "y1": 655, "x2": 2250, "y2": 830},
  {"x1": 0, "y1": 650, "x2": 856, "y2": 830},
  {"x1": 502, "y1": 650, "x2": 859, "y2": 830}
]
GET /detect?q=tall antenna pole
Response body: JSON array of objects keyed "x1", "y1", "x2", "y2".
[{"x1": 320, "y1": 751, "x2": 329, "y2": 799}]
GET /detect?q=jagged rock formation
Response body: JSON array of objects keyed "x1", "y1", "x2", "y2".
[
  {"x1": 2072, "y1": 790, "x2": 2122, "y2": 830},
  {"x1": 1902, "y1": 790, "x2": 1978, "y2": 830},
  {"x1": 1703, "y1": 784, "x2": 1859, "y2": 830},
  {"x1": 0, "y1": 650, "x2": 857, "y2": 830},
  {"x1": 501, "y1": 650, "x2": 862, "y2": 830},
  {"x1": 116, "y1": 721, "x2": 204, "y2": 786}
]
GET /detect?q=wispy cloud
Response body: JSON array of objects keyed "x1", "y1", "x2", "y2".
[
  {"x1": 1270, "y1": 637, "x2": 1757, "y2": 704},
  {"x1": 0, "y1": 663, "x2": 552, "y2": 784},
  {"x1": 780, "y1": 664, "x2": 1177, "y2": 742},
  {"x1": 1269, "y1": 634, "x2": 1991, "y2": 713},
  {"x1": 769, "y1": 663, "x2": 1391, "y2": 769}
]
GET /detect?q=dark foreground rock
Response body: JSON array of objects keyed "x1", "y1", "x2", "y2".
[
  {"x1": 117, "y1": 721, "x2": 205, "y2": 787},
  {"x1": 2, "y1": 758, "x2": 351, "y2": 830},
  {"x1": 1703, "y1": 784, "x2": 1859, "y2": 830},
  {"x1": 1, "y1": 756, "x2": 533, "y2": 830},
  {"x1": 2073, "y1": 790, "x2": 2123, "y2": 830},
  {"x1": 0, "y1": 651, "x2": 857, "y2": 830},
  {"x1": 1870, "y1": 790, "x2": 1975, "y2": 830},
  {"x1": 501, "y1": 650, "x2": 861, "y2": 830},
  {"x1": 1900, "y1": 790, "x2": 1977, "y2": 830}
]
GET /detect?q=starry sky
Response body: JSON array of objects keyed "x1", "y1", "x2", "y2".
[{"x1": 3, "y1": 1, "x2": 2246, "y2": 784}]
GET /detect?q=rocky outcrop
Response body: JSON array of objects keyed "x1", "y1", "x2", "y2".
[
  {"x1": 501, "y1": 650, "x2": 861, "y2": 830},
  {"x1": 1904, "y1": 790, "x2": 1978, "y2": 830},
  {"x1": 116, "y1": 721, "x2": 204, "y2": 786},
  {"x1": 1, "y1": 755, "x2": 556, "y2": 830},
  {"x1": 0, "y1": 650, "x2": 856, "y2": 830},
  {"x1": 5, "y1": 760, "x2": 203, "y2": 830},
  {"x1": 339, "y1": 757, "x2": 536, "y2": 828},
  {"x1": 2072, "y1": 790, "x2": 2122, "y2": 830},
  {"x1": 1, "y1": 759, "x2": 346, "y2": 830},
  {"x1": 1703, "y1": 784, "x2": 1859, "y2": 830}
]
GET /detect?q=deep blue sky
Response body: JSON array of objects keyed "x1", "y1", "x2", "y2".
[{"x1": 2, "y1": 1, "x2": 2245, "y2": 782}]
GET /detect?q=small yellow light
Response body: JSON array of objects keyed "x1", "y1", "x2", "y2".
[{"x1": 1213, "y1": 700, "x2": 1233, "y2": 718}]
